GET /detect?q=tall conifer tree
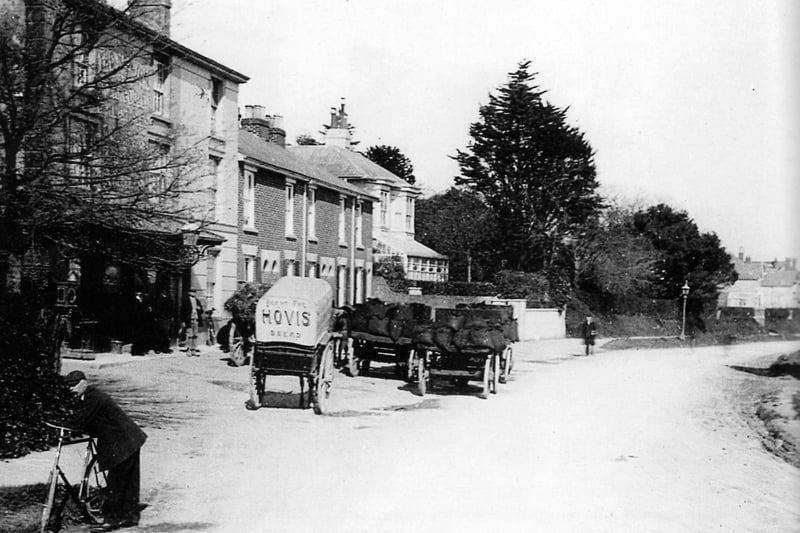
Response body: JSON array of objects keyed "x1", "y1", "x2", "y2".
[{"x1": 455, "y1": 61, "x2": 603, "y2": 271}]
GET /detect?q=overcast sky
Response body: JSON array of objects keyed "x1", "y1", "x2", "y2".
[{"x1": 163, "y1": 0, "x2": 798, "y2": 263}]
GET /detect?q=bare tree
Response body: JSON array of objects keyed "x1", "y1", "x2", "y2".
[{"x1": 0, "y1": 0, "x2": 210, "y2": 296}]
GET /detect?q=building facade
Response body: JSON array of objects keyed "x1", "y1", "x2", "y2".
[
  {"x1": 289, "y1": 102, "x2": 448, "y2": 283},
  {"x1": 2, "y1": 0, "x2": 247, "y2": 348},
  {"x1": 239, "y1": 106, "x2": 375, "y2": 306}
]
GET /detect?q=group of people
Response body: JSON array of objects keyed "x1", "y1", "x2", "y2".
[{"x1": 129, "y1": 288, "x2": 205, "y2": 357}]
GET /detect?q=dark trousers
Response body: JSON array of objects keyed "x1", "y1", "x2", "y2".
[{"x1": 104, "y1": 450, "x2": 141, "y2": 523}]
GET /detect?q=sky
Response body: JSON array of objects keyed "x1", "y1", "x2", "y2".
[{"x1": 160, "y1": 0, "x2": 797, "y2": 263}]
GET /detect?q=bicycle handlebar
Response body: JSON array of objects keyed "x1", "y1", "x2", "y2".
[{"x1": 44, "y1": 421, "x2": 91, "y2": 443}]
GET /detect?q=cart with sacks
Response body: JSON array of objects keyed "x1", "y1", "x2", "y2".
[
  {"x1": 410, "y1": 305, "x2": 518, "y2": 399},
  {"x1": 345, "y1": 299, "x2": 431, "y2": 380},
  {"x1": 245, "y1": 277, "x2": 341, "y2": 414}
]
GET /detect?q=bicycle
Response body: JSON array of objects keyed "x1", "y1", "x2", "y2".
[
  {"x1": 41, "y1": 422, "x2": 107, "y2": 533},
  {"x1": 204, "y1": 308, "x2": 216, "y2": 346}
]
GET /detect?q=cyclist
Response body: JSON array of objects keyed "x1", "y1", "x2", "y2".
[{"x1": 63, "y1": 370, "x2": 147, "y2": 531}]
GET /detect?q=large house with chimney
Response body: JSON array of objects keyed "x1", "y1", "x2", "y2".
[
  {"x1": 288, "y1": 102, "x2": 448, "y2": 283},
  {"x1": 238, "y1": 106, "x2": 376, "y2": 306},
  {"x1": 2, "y1": 0, "x2": 247, "y2": 350}
]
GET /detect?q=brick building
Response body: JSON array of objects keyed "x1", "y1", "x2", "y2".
[
  {"x1": 289, "y1": 102, "x2": 448, "y2": 283},
  {"x1": 239, "y1": 106, "x2": 375, "y2": 305}
]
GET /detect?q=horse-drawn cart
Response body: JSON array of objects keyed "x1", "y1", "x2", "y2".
[
  {"x1": 245, "y1": 277, "x2": 339, "y2": 414},
  {"x1": 346, "y1": 300, "x2": 430, "y2": 379},
  {"x1": 411, "y1": 305, "x2": 517, "y2": 399}
]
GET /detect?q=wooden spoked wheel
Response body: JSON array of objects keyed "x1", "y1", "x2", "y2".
[
  {"x1": 417, "y1": 352, "x2": 427, "y2": 396},
  {"x1": 246, "y1": 367, "x2": 264, "y2": 410},
  {"x1": 480, "y1": 356, "x2": 492, "y2": 399},
  {"x1": 313, "y1": 341, "x2": 335, "y2": 415}
]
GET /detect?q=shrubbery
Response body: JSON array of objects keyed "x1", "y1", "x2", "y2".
[{"x1": 0, "y1": 296, "x2": 77, "y2": 459}]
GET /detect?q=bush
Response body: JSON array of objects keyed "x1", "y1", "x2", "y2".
[
  {"x1": 375, "y1": 256, "x2": 408, "y2": 293},
  {"x1": 0, "y1": 296, "x2": 77, "y2": 460},
  {"x1": 223, "y1": 282, "x2": 271, "y2": 336},
  {"x1": 416, "y1": 281, "x2": 497, "y2": 296}
]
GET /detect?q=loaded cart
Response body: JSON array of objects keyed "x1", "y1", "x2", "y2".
[
  {"x1": 411, "y1": 306, "x2": 517, "y2": 399},
  {"x1": 246, "y1": 277, "x2": 340, "y2": 415},
  {"x1": 346, "y1": 300, "x2": 431, "y2": 379}
]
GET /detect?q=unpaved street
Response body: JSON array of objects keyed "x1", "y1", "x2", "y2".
[{"x1": 7, "y1": 339, "x2": 800, "y2": 532}]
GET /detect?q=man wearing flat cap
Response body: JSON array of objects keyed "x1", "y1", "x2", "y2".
[{"x1": 63, "y1": 370, "x2": 147, "y2": 530}]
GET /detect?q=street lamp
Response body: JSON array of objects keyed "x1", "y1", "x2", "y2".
[{"x1": 680, "y1": 280, "x2": 690, "y2": 340}]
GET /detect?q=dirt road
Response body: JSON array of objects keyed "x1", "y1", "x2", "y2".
[{"x1": 7, "y1": 339, "x2": 800, "y2": 532}]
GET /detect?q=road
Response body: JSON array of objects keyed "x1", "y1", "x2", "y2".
[{"x1": 7, "y1": 338, "x2": 800, "y2": 532}]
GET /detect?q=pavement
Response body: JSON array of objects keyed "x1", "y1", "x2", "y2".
[{"x1": 2, "y1": 337, "x2": 588, "y2": 490}]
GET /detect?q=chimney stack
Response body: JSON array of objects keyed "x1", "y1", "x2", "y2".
[
  {"x1": 241, "y1": 105, "x2": 286, "y2": 147},
  {"x1": 738, "y1": 247, "x2": 744, "y2": 261},
  {"x1": 127, "y1": 0, "x2": 171, "y2": 36}
]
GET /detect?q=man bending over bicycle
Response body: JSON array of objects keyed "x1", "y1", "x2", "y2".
[{"x1": 63, "y1": 370, "x2": 147, "y2": 531}]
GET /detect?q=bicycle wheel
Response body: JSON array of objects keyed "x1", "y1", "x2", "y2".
[
  {"x1": 79, "y1": 455, "x2": 107, "y2": 524},
  {"x1": 41, "y1": 467, "x2": 60, "y2": 533}
]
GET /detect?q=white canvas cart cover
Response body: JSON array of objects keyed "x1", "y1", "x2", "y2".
[{"x1": 255, "y1": 277, "x2": 334, "y2": 347}]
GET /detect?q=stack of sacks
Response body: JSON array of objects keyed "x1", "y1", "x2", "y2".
[
  {"x1": 351, "y1": 299, "x2": 431, "y2": 342},
  {"x1": 421, "y1": 307, "x2": 516, "y2": 353}
]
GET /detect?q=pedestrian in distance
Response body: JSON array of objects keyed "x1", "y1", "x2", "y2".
[
  {"x1": 182, "y1": 288, "x2": 204, "y2": 357},
  {"x1": 63, "y1": 370, "x2": 147, "y2": 531},
  {"x1": 130, "y1": 291, "x2": 154, "y2": 356},
  {"x1": 581, "y1": 315, "x2": 598, "y2": 356},
  {"x1": 152, "y1": 288, "x2": 174, "y2": 354}
]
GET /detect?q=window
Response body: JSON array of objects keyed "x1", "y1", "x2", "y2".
[
  {"x1": 152, "y1": 56, "x2": 169, "y2": 116},
  {"x1": 73, "y1": 28, "x2": 95, "y2": 88},
  {"x1": 380, "y1": 190, "x2": 390, "y2": 228},
  {"x1": 244, "y1": 170, "x2": 255, "y2": 228},
  {"x1": 148, "y1": 141, "x2": 170, "y2": 196},
  {"x1": 68, "y1": 118, "x2": 96, "y2": 179},
  {"x1": 285, "y1": 182, "x2": 295, "y2": 237},
  {"x1": 285, "y1": 259, "x2": 296, "y2": 277},
  {"x1": 406, "y1": 197, "x2": 414, "y2": 232},
  {"x1": 207, "y1": 157, "x2": 220, "y2": 218},
  {"x1": 244, "y1": 255, "x2": 256, "y2": 282},
  {"x1": 355, "y1": 201, "x2": 363, "y2": 247},
  {"x1": 338, "y1": 196, "x2": 347, "y2": 244},
  {"x1": 307, "y1": 187, "x2": 316, "y2": 239},
  {"x1": 210, "y1": 77, "x2": 224, "y2": 133}
]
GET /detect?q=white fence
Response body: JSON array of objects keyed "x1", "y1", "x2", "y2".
[{"x1": 489, "y1": 298, "x2": 566, "y2": 340}]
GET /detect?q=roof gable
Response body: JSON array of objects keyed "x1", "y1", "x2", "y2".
[{"x1": 239, "y1": 131, "x2": 374, "y2": 198}]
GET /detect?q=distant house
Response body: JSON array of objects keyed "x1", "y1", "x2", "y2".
[
  {"x1": 720, "y1": 252, "x2": 799, "y2": 309},
  {"x1": 288, "y1": 102, "x2": 448, "y2": 283}
]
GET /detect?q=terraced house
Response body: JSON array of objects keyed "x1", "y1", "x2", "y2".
[
  {"x1": 0, "y1": 0, "x2": 247, "y2": 350},
  {"x1": 239, "y1": 105, "x2": 375, "y2": 306}
]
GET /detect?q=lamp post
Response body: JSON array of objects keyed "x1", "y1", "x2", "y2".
[{"x1": 680, "y1": 280, "x2": 690, "y2": 340}]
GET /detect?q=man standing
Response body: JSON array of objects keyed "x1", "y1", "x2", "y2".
[
  {"x1": 64, "y1": 370, "x2": 147, "y2": 530},
  {"x1": 182, "y1": 288, "x2": 204, "y2": 357},
  {"x1": 581, "y1": 315, "x2": 598, "y2": 356}
]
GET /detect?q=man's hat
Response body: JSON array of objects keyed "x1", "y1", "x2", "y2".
[{"x1": 63, "y1": 370, "x2": 86, "y2": 386}]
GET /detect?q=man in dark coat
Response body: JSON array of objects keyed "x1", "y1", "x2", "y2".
[
  {"x1": 581, "y1": 315, "x2": 598, "y2": 356},
  {"x1": 64, "y1": 370, "x2": 147, "y2": 530}
]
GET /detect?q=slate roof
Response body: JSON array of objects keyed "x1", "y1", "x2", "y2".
[
  {"x1": 239, "y1": 131, "x2": 374, "y2": 199},
  {"x1": 734, "y1": 261, "x2": 764, "y2": 280},
  {"x1": 288, "y1": 145, "x2": 416, "y2": 189},
  {"x1": 376, "y1": 234, "x2": 446, "y2": 259},
  {"x1": 761, "y1": 271, "x2": 800, "y2": 287}
]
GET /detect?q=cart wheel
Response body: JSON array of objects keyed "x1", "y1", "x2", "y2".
[
  {"x1": 359, "y1": 358, "x2": 371, "y2": 377},
  {"x1": 491, "y1": 354, "x2": 499, "y2": 394},
  {"x1": 417, "y1": 354, "x2": 427, "y2": 396},
  {"x1": 480, "y1": 356, "x2": 492, "y2": 399},
  {"x1": 500, "y1": 346, "x2": 512, "y2": 383},
  {"x1": 247, "y1": 368, "x2": 263, "y2": 410},
  {"x1": 313, "y1": 341, "x2": 335, "y2": 415},
  {"x1": 347, "y1": 341, "x2": 361, "y2": 377}
]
